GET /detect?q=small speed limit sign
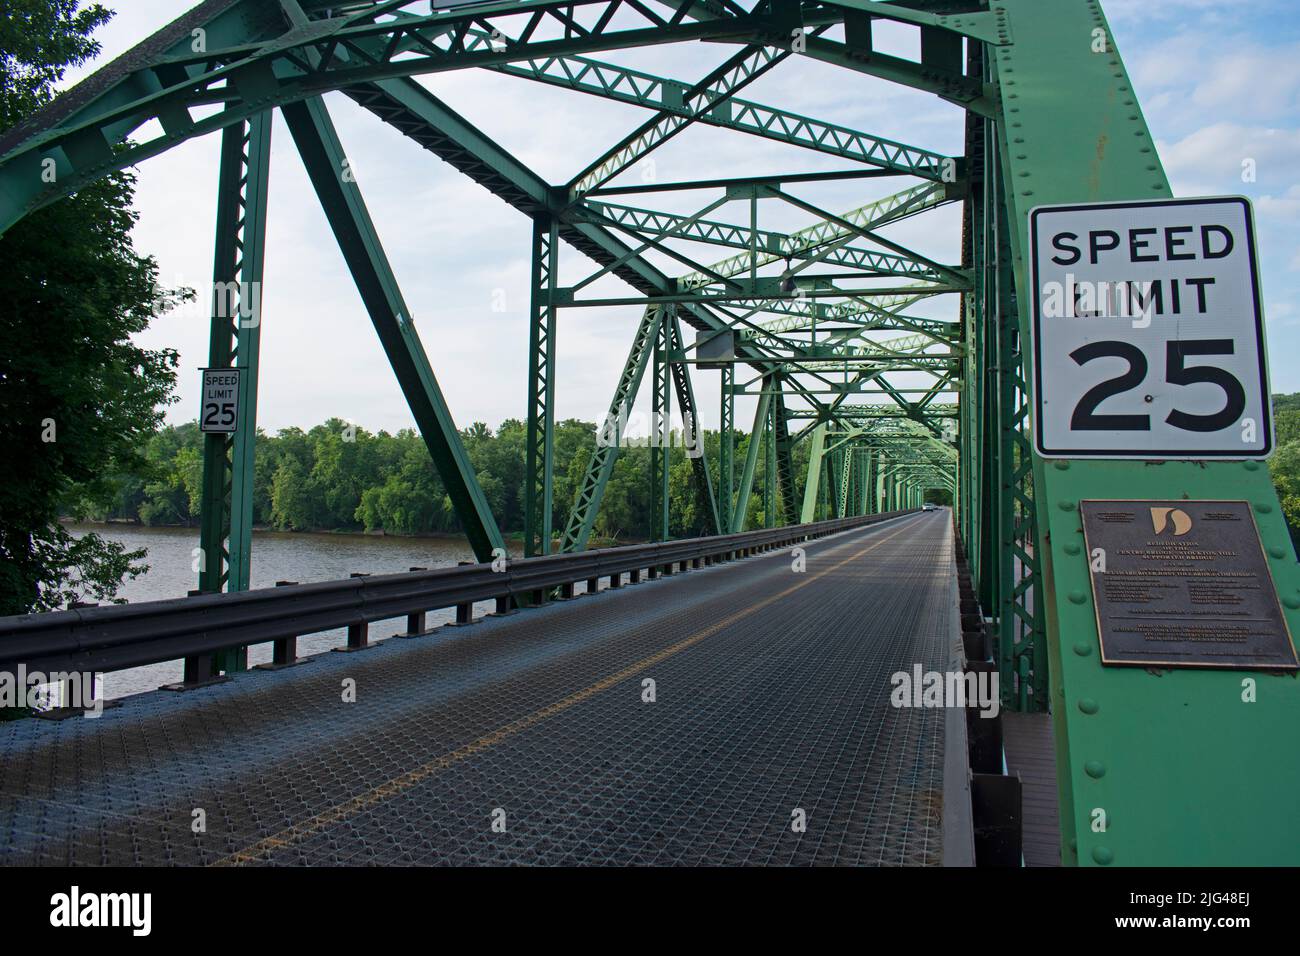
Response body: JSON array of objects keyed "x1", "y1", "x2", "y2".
[
  {"x1": 1029, "y1": 196, "x2": 1272, "y2": 459},
  {"x1": 199, "y1": 367, "x2": 241, "y2": 434}
]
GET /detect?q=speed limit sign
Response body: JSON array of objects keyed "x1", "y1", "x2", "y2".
[
  {"x1": 199, "y1": 367, "x2": 241, "y2": 434},
  {"x1": 1029, "y1": 196, "x2": 1272, "y2": 459}
]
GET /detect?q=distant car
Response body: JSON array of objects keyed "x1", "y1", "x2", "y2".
[{"x1": 922, "y1": 503, "x2": 937, "y2": 511}]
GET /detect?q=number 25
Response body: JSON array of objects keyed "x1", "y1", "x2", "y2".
[{"x1": 1069, "y1": 339, "x2": 1246, "y2": 433}]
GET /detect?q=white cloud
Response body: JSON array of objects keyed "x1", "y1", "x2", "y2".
[
  {"x1": 1158, "y1": 124, "x2": 1300, "y2": 195},
  {"x1": 40, "y1": 0, "x2": 1300, "y2": 431}
]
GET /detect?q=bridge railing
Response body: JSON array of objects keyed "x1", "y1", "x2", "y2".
[{"x1": 0, "y1": 510, "x2": 918, "y2": 680}]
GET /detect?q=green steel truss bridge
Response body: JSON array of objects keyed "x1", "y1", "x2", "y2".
[{"x1": 0, "y1": 0, "x2": 1296, "y2": 867}]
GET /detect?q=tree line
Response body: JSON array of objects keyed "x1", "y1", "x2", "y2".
[{"x1": 85, "y1": 418, "x2": 783, "y2": 544}]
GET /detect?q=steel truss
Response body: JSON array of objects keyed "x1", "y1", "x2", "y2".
[{"x1": 3, "y1": 0, "x2": 1297, "y2": 866}]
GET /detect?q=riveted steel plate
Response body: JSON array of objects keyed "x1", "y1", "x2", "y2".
[{"x1": 1080, "y1": 499, "x2": 1298, "y2": 670}]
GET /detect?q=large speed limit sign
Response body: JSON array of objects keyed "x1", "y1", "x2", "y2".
[{"x1": 1029, "y1": 196, "x2": 1272, "y2": 459}]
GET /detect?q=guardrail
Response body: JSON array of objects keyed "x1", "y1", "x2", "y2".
[{"x1": 0, "y1": 509, "x2": 918, "y2": 687}]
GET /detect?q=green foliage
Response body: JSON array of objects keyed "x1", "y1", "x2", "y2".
[
  {"x1": 87, "y1": 416, "x2": 792, "y2": 546},
  {"x1": 0, "y1": 2, "x2": 184, "y2": 615},
  {"x1": 0, "y1": 0, "x2": 110, "y2": 131},
  {"x1": 1263, "y1": 394, "x2": 1300, "y2": 556}
]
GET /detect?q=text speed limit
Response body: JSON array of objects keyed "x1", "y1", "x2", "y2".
[{"x1": 1029, "y1": 196, "x2": 1272, "y2": 459}]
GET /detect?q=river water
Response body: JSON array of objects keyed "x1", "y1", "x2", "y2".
[{"x1": 66, "y1": 523, "x2": 525, "y2": 700}]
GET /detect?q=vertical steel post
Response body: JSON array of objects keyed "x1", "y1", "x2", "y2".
[
  {"x1": 730, "y1": 376, "x2": 772, "y2": 533},
  {"x1": 194, "y1": 112, "x2": 271, "y2": 679},
  {"x1": 763, "y1": 389, "x2": 776, "y2": 529},
  {"x1": 719, "y1": 363, "x2": 734, "y2": 532},
  {"x1": 525, "y1": 215, "x2": 559, "y2": 557},
  {"x1": 650, "y1": 314, "x2": 671, "y2": 541}
]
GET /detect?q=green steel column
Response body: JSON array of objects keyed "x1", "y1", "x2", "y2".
[
  {"x1": 800, "y1": 422, "x2": 827, "y2": 523},
  {"x1": 865, "y1": 449, "x2": 876, "y2": 514},
  {"x1": 838, "y1": 446, "x2": 852, "y2": 517},
  {"x1": 763, "y1": 388, "x2": 776, "y2": 529},
  {"x1": 719, "y1": 364, "x2": 735, "y2": 531},
  {"x1": 858, "y1": 449, "x2": 869, "y2": 516},
  {"x1": 995, "y1": 0, "x2": 1300, "y2": 864},
  {"x1": 196, "y1": 112, "x2": 271, "y2": 677},
  {"x1": 562, "y1": 305, "x2": 664, "y2": 551},
  {"x1": 650, "y1": 314, "x2": 671, "y2": 541},
  {"x1": 525, "y1": 215, "x2": 560, "y2": 556},
  {"x1": 730, "y1": 377, "x2": 772, "y2": 533},
  {"x1": 827, "y1": 446, "x2": 842, "y2": 519},
  {"x1": 283, "y1": 96, "x2": 505, "y2": 562},
  {"x1": 667, "y1": 313, "x2": 719, "y2": 535},
  {"x1": 772, "y1": 384, "x2": 797, "y2": 526}
]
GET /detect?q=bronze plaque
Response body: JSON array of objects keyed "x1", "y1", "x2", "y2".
[{"x1": 1080, "y1": 500, "x2": 1298, "y2": 670}]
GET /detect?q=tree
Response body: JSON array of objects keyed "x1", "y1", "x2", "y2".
[{"x1": 0, "y1": 2, "x2": 184, "y2": 614}]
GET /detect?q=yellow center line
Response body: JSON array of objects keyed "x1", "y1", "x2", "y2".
[{"x1": 215, "y1": 515, "x2": 925, "y2": 866}]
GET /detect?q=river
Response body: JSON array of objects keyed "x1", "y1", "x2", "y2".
[{"x1": 66, "y1": 523, "x2": 525, "y2": 701}]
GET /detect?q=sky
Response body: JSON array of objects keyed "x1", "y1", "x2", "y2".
[{"x1": 53, "y1": 0, "x2": 1300, "y2": 437}]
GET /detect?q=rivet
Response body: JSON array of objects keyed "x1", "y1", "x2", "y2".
[
  {"x1": 1069, "y1": 590, "x2": 1087, "y2": 605},
  {"x1": 1092, "y1": 846, "x2": 1114, "y2": 865},
  {"x1": 1073, "y1": 642, "x2": 1093, "y2": 656},
  {"x1": 1256, "y1": 502, "x2": 1274, "y2": 514},
  {"x1": 1053, "y1": 460, "x2": 1070, "y2": 470},
  {"x1": 1063, "y1": 542, "x2": 1081, "y2": 555},
  {"x1": 1244, "y1": 460, "x2": 1260, "y2": 471},
  {"x1": 1085, "y1": 760, "x2": 1106, "y2": 779},
  {"x1": 1078, "y1": 697, "x2": 1099, "y2": 714},
  {"x1": 1059, "y1": 500, "x2": 1077, "y2": 511},
  {"x1": 1269, "y1": 546, "x2": 1286, "y2": 559},
  {"x1": 1284, "y1": 596, "x2": 1300, "y2": 610}
]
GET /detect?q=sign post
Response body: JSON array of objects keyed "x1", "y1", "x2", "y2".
[{"x1": 1029, "y1": 196, "x2": 1271, "y2": 459}]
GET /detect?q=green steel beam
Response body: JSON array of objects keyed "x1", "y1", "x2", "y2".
[
  {"x1": 684, "y1": 182, "x2": 956, "y2": 290},
  {"x1": 195, "y1": 110, "x2": 271, "y2": 677},
  {"x1": 729, "y1": 376, "x2": 772, "y2": 533},
  {"x1": 567, "y1": 38, "x2": 801, "y2": 199},
  {"x1": 650, "y1": 315, "x2": 672, "y2": 542},
  {"x1": 478, "y1": 42, "x2": 955, "y2": 183},
  {"x1": 772, "y1": 382, "x2": 797, "y2": 525},
  {"x1": 524, "y1": 214, "x2": 560, "y2": 556},
  {"x1": 799, "y1": 421, "x2": 828, "y2": 523},
  {"x1": 667, "y1": 312, "x2": 721, "y2": 535},
  {"x1": 282, "y1": 93, "x2": 504, "y2": 561},
  {"x1": 560, "y1": 304, "x2": 664, "y2": 551},
  {"x1": 0, "y1": 0, "x2": 784, "y2": 236},
  {"x1": 991, "y1": 0, "x2": 1300, "y2": 866},
  {"x1": 584, "y1": 201, "x2": 947, "y2": 282},
  {"x1": 719, "y1": 363, "x2": 735, "y2": 532}
]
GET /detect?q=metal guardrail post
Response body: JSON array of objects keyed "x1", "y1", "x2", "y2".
[
  {"x1": 271, "y1": 581, "x2": 300, "y2": 664},
  {"x1": 449, "y1": 563, "x2": 476, "y2": 625},
  {"x1": 339, "y1": 573, "x2": 371, "y2": 651},
  {"x1": 399, "y1": 568, "x2": 428, "y2": 637}
]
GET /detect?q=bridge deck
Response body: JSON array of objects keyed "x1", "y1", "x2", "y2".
[{"x1": 0, "y1": 511, "x2": 960, "y2": 866}]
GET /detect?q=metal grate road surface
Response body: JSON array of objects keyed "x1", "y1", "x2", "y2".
[{"x1": 0, "y1": 511, "x2": 957, "y2": 866}]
